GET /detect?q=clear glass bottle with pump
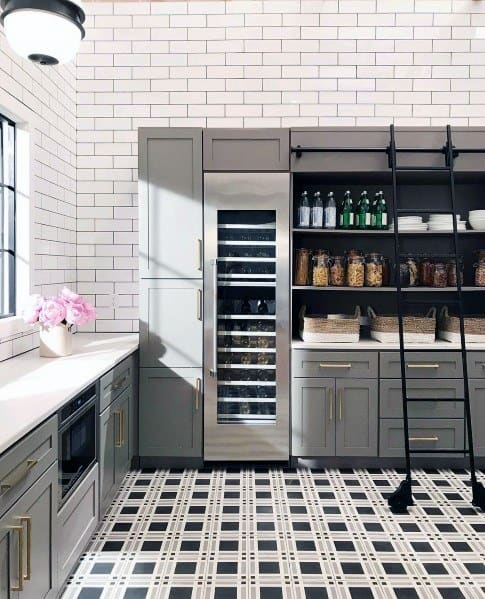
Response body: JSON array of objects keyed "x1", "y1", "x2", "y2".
[
  {"x1": 297, "y1": 190, "x2": 310, "y2": 228},
  {"x1": 324, "y1": 191, "x2": 336, "y2": 229},
  {"x1": 311, "y1": 191, "x2": 324, "y2": 228}
]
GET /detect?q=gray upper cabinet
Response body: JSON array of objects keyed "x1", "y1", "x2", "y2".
[
  {"x1": 139, "y1": 128, "x2": 203, "y2": 279},
  {"x1": 335, "y1": 379, "x2": 378, "y2": 457},
  {"x1": 139, "y1": 368, "x2": 202, "y2": 458},
  {"x1": 140, "y1": 279, "x2": 203, "y2": 369},
  {"x1": 451, "y1": 128, "x2": 485, "y2": 171},
  {"x1": 292, "y1": 378, "x2": 335, "y2": 457},
  {"x1": 470, "y1": 380, "x2": 485, "y2": 456},
  {"x1": 291, "y1": 128, "x2": 389, "y2": 172},
  {"x1": 203, "y1": 129, "x2": 289, "y2": 171}
]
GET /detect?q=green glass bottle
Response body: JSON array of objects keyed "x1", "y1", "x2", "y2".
[
  {"x1": 340, "y1": 190, "x2": 354, "y2": 229},
  {"x1": 370, "y1": 192, "x2": 379, "y2": 229},
  {"x1": 374, "y1": 190, "x2": 388, "y2": 230},
  {"x1": 356, "y1": 190, "x2": 370, "y2": 230}
]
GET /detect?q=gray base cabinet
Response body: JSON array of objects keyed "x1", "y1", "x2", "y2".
[
  {"x1": 292, "y1": 377, "x2": 378, "y2": 457},
  {"x1": 0, "y1": 462, "x2": 57, "y2": 599},
  {"x1": 139, "y1": 368, "x2": 202, "y2": 459},
  {"x1": 99, "y1": 387, "x2": 131, "y2": 516},
  {"x1": 57, "y1": 465, "x2": 98, "y2": 587},
  {"x1": 470, "y1": 380, "x2": 485, "y2": 456}
]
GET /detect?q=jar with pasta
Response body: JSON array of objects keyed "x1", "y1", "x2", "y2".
[
  {"x1": 382, "y1": 257, "x2": 391, "y2": 286},
  {"x1": 330, "y1": 255, "x2": 346, "y2": 286},
  {"x1": 312, "y1": 251, "x2": 329, "y2": 287},
  {"x1": 406, "y1": 256, "x2": 418, "y2": 287},
  {"x1": 346, "y1": 255, "x2": 365, "y2": 287},
  {"x1": 432, "y1": 262, "x2": 448, "y2": 288},
  {"x1": 365, "y1": 253, "x2": 383, "y2": 287},
  {"x1": 475, "y1": 259, "x2": 485, "y2": 287},
  {"x1": 447, "y1": 259, "x2": 463, "y2": 287},
  {"x1": 418, "y1": 257, "x2": 434, "y2": 287},
  {"x1": 294, "y1": 248, "x2": 311, "y2": 286}
]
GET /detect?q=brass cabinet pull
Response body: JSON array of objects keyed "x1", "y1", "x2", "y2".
[
  {"x1": 197, "y1": 238, "x2": 203, "y2": 271},
  {"x1": 197, "y1": 289, "x2": 203, "y2": 321},
  {"x1": 115, "y1": 409, "x2": 122, "y2": 448},
  {"x1": 20, "y1": 516, "x2": 32, "y2": 581},
  {"x1": 121, "y1": 408, "x2": 125, "y2": 446},
  {"x1": 319, "y1": 363, "x2": 352, "y2": 369},
  {"x1": 0, "y1": 459, "x2": 38, "y2": 494},
  {"x1": 338, "y1": 389, "x2": 343, "y2": 421},
  {"x1": 406, "y1": 363, "x2": 440, "y2": 369},
  {"x1": 328, "y1": 387, "x2": 333, "y2": 421},
  {"x1": 8, "y1": 525, "x2": 23, "y2": 591},
  {"x1": 409, "y1": 436, "x2": 439, "y2": 442},
  {"x1": 195, "y1": 378, "x2": 202, "y2": 410}
]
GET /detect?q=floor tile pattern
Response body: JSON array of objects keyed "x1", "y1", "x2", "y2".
[{"x1": 62, "y1": 467, "x2": 485, "y2": 599}]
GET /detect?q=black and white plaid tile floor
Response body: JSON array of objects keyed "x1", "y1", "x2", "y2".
[{"x1": 62, "y1": 467, "x2": 485, "y2": 599}]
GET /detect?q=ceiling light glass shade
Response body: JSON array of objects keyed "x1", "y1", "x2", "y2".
[{"x1": 0, "y1": 0, "x2": 85, "y2": 65}]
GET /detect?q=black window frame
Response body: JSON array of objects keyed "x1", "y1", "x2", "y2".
[{"x1": 0, "y1": 113, "x2": 16, "y2": 319}]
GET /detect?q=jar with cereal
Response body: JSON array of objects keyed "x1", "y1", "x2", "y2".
[
  {"x1": 432, "y1": 262, "x2": 448, "y2": 288},
  {"x1": 330, "y1": 255, "x2": 346, "y2": 286},
  {"x1": 294, "y1": 248, "x2": 311, "y2": 286},
  {"x1": 475, "y1": 259, "x2": 485, "y2": 287}
]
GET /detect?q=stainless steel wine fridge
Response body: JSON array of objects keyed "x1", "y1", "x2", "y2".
[{"x1": 204, "y1": 172, "x2": 290, "y2": 461}]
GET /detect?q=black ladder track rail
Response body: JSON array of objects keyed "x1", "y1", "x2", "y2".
[{"x1": 386, "y1": 123, "x2": 485, "y2": 514}]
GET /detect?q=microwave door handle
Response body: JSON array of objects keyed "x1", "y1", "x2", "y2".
[{"x1": 210, "y1": 258, "x2": 218, "y2": 377}]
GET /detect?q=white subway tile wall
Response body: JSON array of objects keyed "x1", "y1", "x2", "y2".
[
  {"x1": 3, "y1": 0, "x2": 485, "y2": 341},
  {"x1": 0, "y1": 32, "x2": 76, "y2": 360}
]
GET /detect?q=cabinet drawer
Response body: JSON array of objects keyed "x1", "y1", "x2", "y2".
[
  {"x1": 291, "y1": 128, "x2": 389, "y2": 172},
  {"x1": 380, "y1": 418, "x2": 465, "y2": 458},
  {"x1": 100, "y1": 354, "x2": 134, "y2": 413},
  {"x1": 380, "y1": 352, "x2": 463, "y2": 379},
  {"x1": 203, "y1": 128, "x2": 289, "y2": 171},
  {"x1": 380, "y1": 379, "x2": 464, "y2": 418},
  {"x1": 467, "y1": 352, "x2": 485, "y2": 378},
  {"x1": 0, "y1": 415, "x2": 57, "y2": 517},
  {"x1": 292, "y1": 350, "x2": 377, "y2": 378}
]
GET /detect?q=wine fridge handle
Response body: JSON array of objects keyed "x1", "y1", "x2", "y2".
[{"x1": 210, "y1": 259, "x2": 218, "y2": 377}]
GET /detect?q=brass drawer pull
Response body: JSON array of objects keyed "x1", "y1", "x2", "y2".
[
  {"x1": 328, "y1": 387, "x2": 333, "y2": 421},
  {"x1": 407, "y1": 363, "x2": 440, "y2": 369},
  {"x1": 121, "y1": 408, "x2": 125, "y2": 446},
  {"x1": 115, "y1": 409, "x2": 123, "y2": 448},
  {"x1": 9, "y1": 525, "x2": 23, "y2": 591},
  {"x1": 20, "y1": 516, "x2": 32, "y2": 581},
  {"x1": 409, "y1": 436, "x2": 439, "y2": 442},
  {"x1": 197, "y1": 238, "x2": 203, "y2": 271},
  {"x1": 338, "y1": 389, "x2": 343, "y2": 421},
  {"x1": 0, "y1": 459, "x2": 38, "y2": 494},
  {"x1": 195, "y1": 378, "x2": 202, "y2": 410},
  {"x1": 319, "y1": 363, "x2": 352, "y2": 369},
  {"x1": 197, "y1": 289, "x2": 203, "y2": 321}
]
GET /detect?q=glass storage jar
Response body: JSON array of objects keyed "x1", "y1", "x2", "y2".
[
  {"x1": 432, "y1": 262, "x2": 448, "y2": 288},
  {"x1": 447, "y1": 259, "x2": 463, "y2": 287},
  {"x1": 382, "y1": 257, "x2": 391, "y2": 286},
  {"x1": 475, "y1": 259, "x2": 485, "y2": 287},
  {"x1": 365, "y1": 253, "x2": 383, "y2": 287},
  {"x1": 329, "y1": 255, "x2": 346, "y2": 286},
  {"x1": 294, "y1": 248, "x2": 311, "y2": 286},
  {"x1": 406, "y1": 256, "x2": 418, "y2": 287},
  {"x1": 312, "y1": 251, "x2": 330, "y2": 287},
  {"x1": 399, "y1": 262, "x2": 410, "y2": 288},
  {"x1": 418, "y1": 257, "x2": 434, "y2": 287},
  {"x1": 346, "y1": 255, "x2": 365, "y2": 287}
]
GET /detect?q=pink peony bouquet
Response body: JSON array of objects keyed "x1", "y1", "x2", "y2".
[{"x1": 22, "y1": 288, "x2": 96, "y2": 329}]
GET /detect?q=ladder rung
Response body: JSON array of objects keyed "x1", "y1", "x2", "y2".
[
  {"x1": 396, "y1": 166, "x2": 450, "y2": 172},
  {"x1": 408, "y1": 449, "x2": 470, "y2": 454},
  {"x1": 405, "y1": 397, "x2": 466, "y2": 402},
  {"x1": 396, "y1": 209, "x2": 453, "y2": 214}
]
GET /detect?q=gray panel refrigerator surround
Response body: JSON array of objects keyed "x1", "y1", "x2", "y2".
[{"x1": 203, "y1": 172, "x2": 290, "y2": 461}]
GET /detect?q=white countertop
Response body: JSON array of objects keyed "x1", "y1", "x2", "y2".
[{"x1": 0, "y1": 333, "x2": 139, "y2": 455}]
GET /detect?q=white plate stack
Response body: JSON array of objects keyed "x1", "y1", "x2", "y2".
[
  {"x1": 469, "y1": 210, "x2": 485, "y2": 231},
  {"x1": 428, "y1": 213, "x2": 466, "y2": 232},
  {"x1": 390, "y1": 216, "x2": 428, "y2": 231}
]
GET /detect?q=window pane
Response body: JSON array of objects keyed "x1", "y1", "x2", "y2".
[
  {"x1": 0, "y1": 114, "x2": 15, "y2": 318},
  {"x1": 1, "y1": 120, "x2": 15, "y2": 187}
]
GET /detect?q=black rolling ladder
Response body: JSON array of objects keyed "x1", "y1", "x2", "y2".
[{"x1": 386, "y1": 124, "x2": 485, "y2": 513}]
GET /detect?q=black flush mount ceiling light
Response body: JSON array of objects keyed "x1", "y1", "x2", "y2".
[{"x1": 0, "y1": 0, "x2": 85, "y2": 65}]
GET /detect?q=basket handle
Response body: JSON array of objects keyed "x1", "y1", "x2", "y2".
[
  {"x1": 438, "y1": 305, "x2": 448, "y2": 321},
  {"x1": 354, "y1": 305, "x2": 361, "y2": 319},
  {"x1": 426, "y1": 306, "x2": 437, "y2": 319},
  {"x1": 367, "y1": 306, "x2": 377, "y2": 319},
  {"x1": 299, "y1": 305, "x2": 307, "y2": 323}
]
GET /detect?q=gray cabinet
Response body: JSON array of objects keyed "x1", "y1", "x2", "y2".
[
  {"x1": 138, "y1": 128, "x2": 202, "y2": 279},
  {"x1": 139, "y1": 368, "x2": 202, "y2": 458},
  {"x1": 292, "y1": 350, "x2": 378, "y2": 379},
  {"x1": 0, "y1": 463, "x2": 57, "y2": 599},
  {"x1": 140, "y1": 279, "x2": 203, "y2": 369},
  {"x1": 99, "y1": 387, "x2": 131, "y2": 516},
  {"x1": 467, "y1": 352, "x2": 485, "y2": 379},
  {"x1": 292, "y1": 377, "x2": 378, "y2": 457},
  {"x1": 470, "y1": 380, "x2": 485, "y2": 456},
  {"x1": 203, "y1": 128, "x2": 289, "y2": 171},
  {"x1": 380, "y1": 351, "x2": 463, "y2": 379}
]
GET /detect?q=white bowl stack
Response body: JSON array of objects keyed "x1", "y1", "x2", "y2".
[
  {"x1": 428, "y1": 213, "x2": 466, "y2": 232},
  {"x1": 469, "y1": 210, "x2": 485, "y2": 231}
]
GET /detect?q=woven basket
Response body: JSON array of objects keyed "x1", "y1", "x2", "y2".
[
  {"x1": 439, "y1": 306, "x2": 485, "y2": 339},
  {"x1": 300, "y1": 305, "x2": 360, "y2": 342},
  {"x1": 367, "y1": 306, "x2": 436, "y2": 334}
]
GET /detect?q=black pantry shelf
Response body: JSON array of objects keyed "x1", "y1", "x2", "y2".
[
  {"x1": 292, "y1": 228, "x2": 485, "y2": 235},
  {"x1": 292, "y1": 286, "x2": 485, "y2": 292}
]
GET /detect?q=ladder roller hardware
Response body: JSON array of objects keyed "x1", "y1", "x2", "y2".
[{"x1": 387, "y1": 124, "x2": 485, "y2": 515}]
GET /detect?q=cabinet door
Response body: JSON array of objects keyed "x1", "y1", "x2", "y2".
[
  {"x1": 139, "y1": 368, "x2": 202, "y2": 458},
  {"x1": 140, "y1": 279, "x2": 203, "y2": 368},
  {"x1": 470, "y1": 380, "x2": 485, "y2": 456},
  {"x1": 99, "y1": 405, "x2": 116, "y2": 516},
  {"x1": 0, "y1": 463, "x2": 57, "y2": 599},
  {"x1": 139, "y1": 127, "x2": 202, "y2": 278},
  {"x1": 292, "y1": 378, "x2": 335, "y2": 457},
  {"x1": 114, "y1": 389, "x2": 131, "y2": 487},
  {"x1": 335, "y1": 379, "x2": 378, "y2": 457}
]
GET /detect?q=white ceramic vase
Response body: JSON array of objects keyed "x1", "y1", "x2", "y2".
[{"x1": 39, "y1": 324, "x2": 72, "y2": 358}]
